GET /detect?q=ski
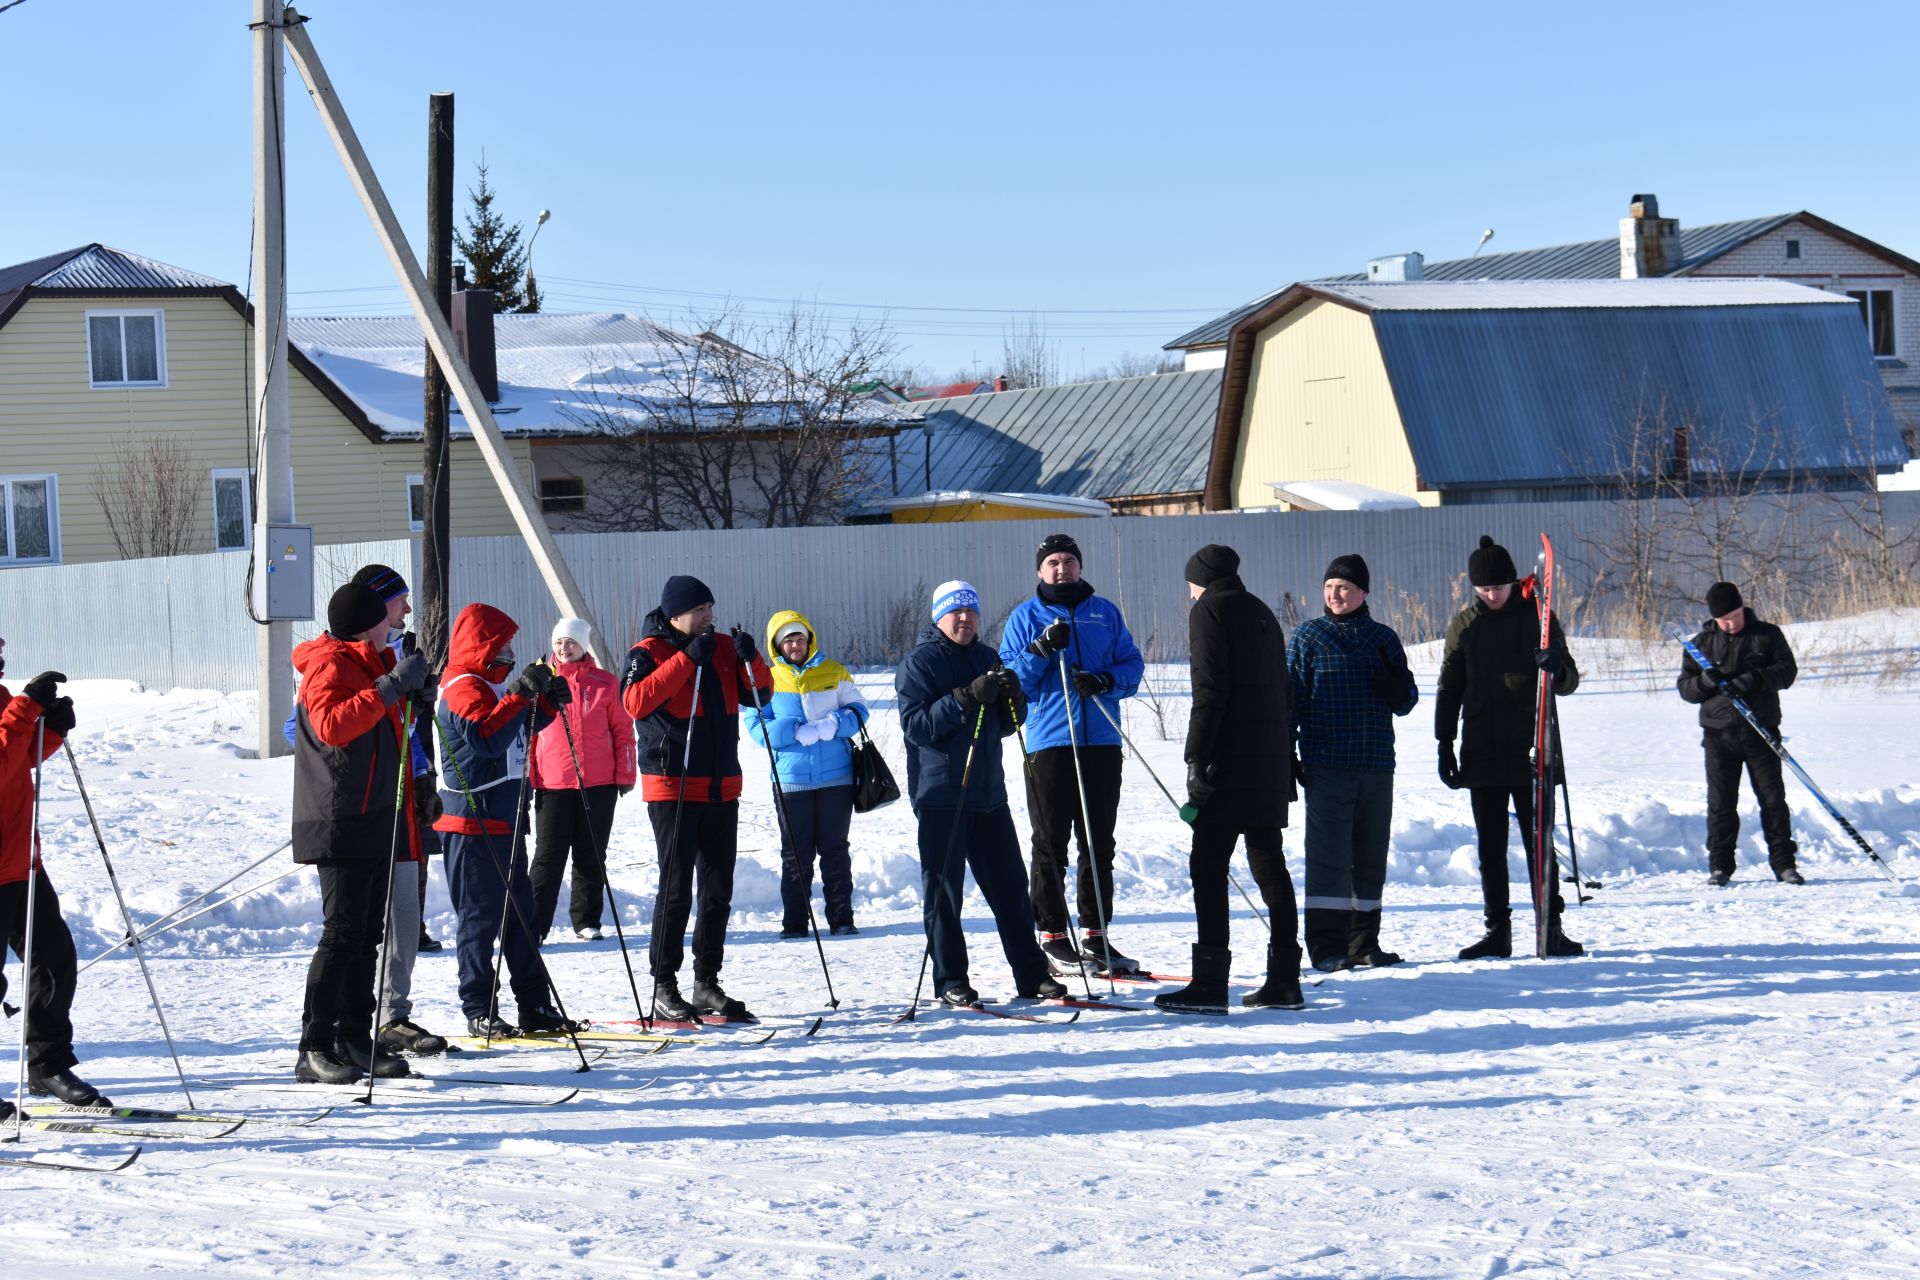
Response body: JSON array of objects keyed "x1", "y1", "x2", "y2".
[
  {"x1": 0, "y1": 1146, "x2": 142, "y2": 1173},
  {"x1": 1529, "y1": 533, "x2": 1557, "y2": 959},
  {"x1": 1049, "y1": 996, "x2": 1150, "y2": 1012},
  {"x1": 26, "y1": 1103, "x2": 332, "y2": 1128},
  {"x1": 599, "y1": 1016, "x2": 824, "y2": 1038},
  {"x1": 27, "y1": 1116, "x2": 244, "y2": 1140},
  {"x1": 452, "y1": 1034, "x2": 670, "y2": 1055},
  {"x1": 893, "y1": 1001, "x2": 1082, "y2": 1025},
  {"x1": 234, "y1": 1079, "x2": 581, "y2": 1107}
]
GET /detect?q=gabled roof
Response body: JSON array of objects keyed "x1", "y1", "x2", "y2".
[
  {"x1": 907, "y1": 380, "x2": 994, "y2": 401},
  {"x1": 1165, "y1": 211, "x2": 1920, "y2": 349},
  {"x1": 895, "y1": 367, "x2": 1221, "y2": 507}
]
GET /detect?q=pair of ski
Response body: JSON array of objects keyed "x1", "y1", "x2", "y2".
[
  {"x1": 1, "y1": 1103, "x2": 335, "y2": 1174},
  {"x1": 454, "y1": 1013, "x2": 821, "y2": 1054}
]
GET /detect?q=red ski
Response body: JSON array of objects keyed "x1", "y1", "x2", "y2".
[{"x1": 1529, "y1": 533, "x2": 1556, "y2": 960}]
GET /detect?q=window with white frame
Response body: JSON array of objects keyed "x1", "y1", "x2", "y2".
[
  {"x1": 86, "y1": 310, "x2": 167, "y2": 387},
  {"x1": 211, "y1": 469, "x2": 253, "y2": 551},
  {"x1": 407, "y1": 475, "x2": 425, "y2": 532},
  {"x1": 1846, "y1": 288, "x2": 1898, "y2": 358},
  {"x1": 1, "y1": 474, "x2": 59, "y2": 565},
  {"x1": 539, "y1": 476, "x2": 586, "y2": 514}
]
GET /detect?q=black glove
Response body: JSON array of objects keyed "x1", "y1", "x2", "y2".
[
  {"x1": 545, "y1": 674, "x2": 573, "y2": 707},
  {"x1": 1370, "y1": 664, "x2": 1413, "y2": 706},
  {"x1": 22, "y1": 670, "x2": 65, "y2": 711},
  {"x1": 1072, "y1": 670, "x2": 1113, "y2": 697},
  {"x1": 730, "y1": 628, "x2": 759, "y2": 665},
  {"x1": 1438, "y1": 740, "x2": 1462, "y2": 790},
  {"x1": 509, "y1": 662, "x2": 553, "y2": 700},
  {"x1": 1727, "y1": 671, "x2": 1759, "y2": 697},
  {"x1": 43, "y1": 696, "x2": 76, "y2": 737},
  {"x1": 1185, "y1": 761, "x2": 1217, "y2": 809},
  {"x1": 966, "y1": 670, "x2": 1006, "y2": 705},
  {"x1": 414, "y1": 773, "x2": 444, "y2": 825},
  {"x1": 1533, "y1": 649, "x2": 1565, "y2": 681},
  {"x1": 1027, "y1": 620, "x2": 1071, "y2": 658},
  {"x1": 375, "y1": 651, "x2": 435, "y2": 706},
  {"x1": 683, "y1": 630, "x2": 717, "y2": 666}
]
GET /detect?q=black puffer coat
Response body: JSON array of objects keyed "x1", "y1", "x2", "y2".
[
  {"x1": 1677, "y1": 608, "x2": 1797, "y2": 740},
  {"x1": 1434, "y1": 589, "x2": 1578, "y2": 789},
  {"x1": 1184, "y1": 573, "x2": 1289, "y2": 829}
]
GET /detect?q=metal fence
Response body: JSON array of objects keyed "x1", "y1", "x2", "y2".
[{"x1": 5, "y1": 492, "x2": 1916, "y2": 691}]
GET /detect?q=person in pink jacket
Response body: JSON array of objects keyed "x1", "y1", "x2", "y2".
[{"x1": 529, "y1": 618, "x2": 636, "y2": 941}]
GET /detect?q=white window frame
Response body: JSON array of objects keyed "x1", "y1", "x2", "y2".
[
  {"x1": 406, "y1": 474, "x2": 425, "y2": 533},
  {"x1": 0, "y1": 473, "x2": 61, "y2": 567},
  {"x1": 85, "y1": 309, "x2": 168, "y2": 389},
  {"x1": 210, "y1": 468, "x2": 253, "y2": 552},
  {"x1": 1846, "y1": 287, "x2": 1899, "y2": 360},
  {"x1": 539, "y1": 475, "x2": 587, "y2": 515}
]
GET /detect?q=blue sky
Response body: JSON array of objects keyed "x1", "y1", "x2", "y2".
[{"x1": 5, "y1": 0, "x2": 1916, "y2": 380}]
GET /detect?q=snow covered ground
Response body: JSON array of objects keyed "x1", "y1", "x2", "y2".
[{"x1": 7, "y1": 614, "x2": 1920, "y2": 1277}]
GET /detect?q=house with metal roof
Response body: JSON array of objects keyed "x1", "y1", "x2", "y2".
[
  {"x1": 0, "y1": 244, "x2": 529, "y2": 566},
  {"x1": 1171, "y1": 195, "x2": 1920, "y2": 453},
  {"x1": 1203, "y1": 278, "x2": 1905, "y2": 510},
  {"x1": 868, "y1": 367, "x2": 1223, "y2": 521}
]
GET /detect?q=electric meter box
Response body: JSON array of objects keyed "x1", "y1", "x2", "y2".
[{"x1": 262, "y1": 524, "x2": 315, "y2": 621}]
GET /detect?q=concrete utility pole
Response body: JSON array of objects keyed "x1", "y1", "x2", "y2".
[
  {"x1": 281, "y1": 12, "x2": 609, "y2": 668},
  {"x1": 420, "y1": 90, "x2": 454, "y2": 670},
  {"x1": 252, "y1": 0, "x2": 294, "y2": 758}
]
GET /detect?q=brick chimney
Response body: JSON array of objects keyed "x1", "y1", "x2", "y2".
[
  {"x1": 993, "y1": 374, "x2": 1009, "y2": 392},
  {"x1": 1619, "y1": 194, "x2": 1681, "y2": 278},
  {"x1": 451, "y1": 288, "x2": 500, "y2": 401}
]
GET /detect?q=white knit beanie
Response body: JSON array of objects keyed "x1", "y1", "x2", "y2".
[{"x1": 551, "y1": 616, "x2": 595, "y2": 652}]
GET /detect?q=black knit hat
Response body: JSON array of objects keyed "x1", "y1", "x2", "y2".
[
  {"x1": 1323, "y1": 553, "x2": 1370, "y2": 594},
  {"x1": 1467, "y1": 535, "x2": 1518, "y2": 587},
  {"x1": 328, "y1": 582, "x2": 388, "y2": 639},
  {"x1": 1706, "y1": 581, "x2": 1744, "y2": 618},
  {"x1": 1036, "y1": 532, "x2": 1083, "y2": 570},
  {"x1": 660, "y1": 574, "x2": 715, "y2": 619},
  {"x1": 352, "y1": 563, "x2": 409, "y2": 602},
  {"x1": 1184, "y1": 543, "x2": 1240, "y2": 589}
]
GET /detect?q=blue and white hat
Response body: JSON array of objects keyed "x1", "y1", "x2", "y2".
[{"x1": 930, "y1": 580, "x2": 981, "y2": 623}]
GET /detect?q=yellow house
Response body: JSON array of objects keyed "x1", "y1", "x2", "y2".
[{"x1": 0, "y1": 244, "x2": 529, "y2": 567}]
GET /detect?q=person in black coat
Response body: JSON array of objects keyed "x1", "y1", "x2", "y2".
[
  {"x1": 896, "y1": 581, "x2": 1065, "y2": 1007},
  {"x1": 1156, "y1": 545, "x2": 1304, "y2": 1014},
  {"x1": 1677, "y1": 581, "x2": 1802, "y2": 886}
]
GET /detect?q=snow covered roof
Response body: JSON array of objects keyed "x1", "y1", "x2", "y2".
[
  {"x1": 886, "y1": 490, "x2": 1112, "y2": 517},
  {"x1": 1264, "y1": 480, "x2": 1423, "y2": 511},
  {"x1": 0, "y1": 243, "x2": 231, "y2": 295},
  {"x1": 1305, "y1": 278, "x2": 1854, "y2": 312}
]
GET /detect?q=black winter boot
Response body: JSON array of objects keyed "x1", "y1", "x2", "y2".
[
  {"x1": 652, "y1": 976, "x2": 698, "y2": 1022},
  {"x1": 295, "y1": 1047, "x2": 362, "y2": 1085},
  {"x1": 1242, "y1": 941, "x2": 1305, "y2": 1009},
  {"x1": 379, "y1": 1018, "x2": 449, "y2": 1055},
  {"x1": 1080, "y1": 931, "x2": 1141, "y2": 975},
  {"x1": 1544, "y1": 919, "x2": 1585, "y2": 958},
  {"x1": 28, "y1": 1068, "x2": 110, "y2": 1106},
  {"x1": 336, "y1": 1035, "x2": 411, "y2": 1078},
  {"x1": 519, "y1": 1006, "x2": 588, "y2": 1035},
  {"x1": 689, "y1": 976, "x2": 754, "y2": 1022},
  {"x1": 1458, "y1": 914, "x2": 1512, "y2": 961},
  {"x1": 1304, "y1": 907, "x2": 1350, "y2": 972},
  {"x1": 1155, "y1": 944, "x2": 1231, "y2": 1015},
  {"x1": 1346, "y1": 909, "x2": 1404, "y2": 967}
]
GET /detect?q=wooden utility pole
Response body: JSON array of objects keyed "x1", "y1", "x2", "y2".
[
  {"x1": 420, "y1": 91, "x2": 454, "y2": 669},
  {"x1": 251, "y1": 0, "x2": 294, "y2": 758}
]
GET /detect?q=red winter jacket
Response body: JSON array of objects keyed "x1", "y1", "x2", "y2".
[
  {"x1": 620, "y1": 609, "x2": 771, "y2": 803},
  {"x1": 530, "y1": 657, "x2": 635, "y2": 791},
  {"x1": 0, "y1": 684, "x2": 63, "y2": 885},
  {"x1": 432, "y1": 603, "x2": 557, "y2": 837},
  {"x1": 290, "y1": 634, "x2": 421, "y2": 865}
]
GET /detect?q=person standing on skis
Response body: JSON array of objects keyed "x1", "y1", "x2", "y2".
[
  {"x1": 999, "y1": 532, "x2": 1145, "y2": 976},
  {"x1": 1434, "y1": 536, "x2": 1582, "y2": 959}
]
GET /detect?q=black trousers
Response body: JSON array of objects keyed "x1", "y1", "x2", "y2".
[
  {"x1": 1704, "y1": 731, "x2": 1797, "y2": 873},
  {"x1": 1187, "y1": 816, "x2": 1300, "y2": 962},
  {"x1": 1024, "y1": 745, "x2": 1123, "y2": 935},
  {"x1": 531, "y1": 785, "x2": 619, "y2": 935},
  {"x1": 300, "y1": 860, "x2": 390, "y2": 1052},
  {"x1": 647, "y1": 799, "x2": 737, "y2": 981},
  {"x1": 917, "y1": 805, "x2": 1049, "y2": 996},
  {"x1": 0, "y1": 869, "x2": 80, "y2": 1076},
  {"x1": 1468, "y1": 785, "x2": 1563, "y2": 921},
  {"x1": 777, "y1": 784, "x2": 856, "y2": 932}
]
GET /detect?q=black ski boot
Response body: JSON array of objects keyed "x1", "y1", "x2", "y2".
[
  {"x1": 1040, "y1": 932, "x2": 1084, "y2": 973},
  {"x1": 938, "y1": 983, "x2": 980, "y2": 1008},
  {"x1": 518, "y1": 1006, "x2": 588, "y2": 1035},
  {"x1": 689, "y1": 976, "x2": 754, "y2": 1022},
  {"x1": 1544, "y1": 920, "x2": 1585, "y2": 958},
  {"x1": 1242, "y1": 941, "x2": 1305, "y2": 1010},
  {"x1": 1304, "y1": 907, "x2": 1349, "y2": 973},
  {"x1": 467, "y1": 1013, "x2": 516, "y2": 1038},
  {"x1": 1345, "y1": 909, "x2": 1404, "y2": 968},
  {"x1": 652, "y1": 977, "x2": 699, "y2": 1022},
  {"x1": 1709, "y1": 868, "x2": 1733, "y2": 888},
  {"x1": 295, "y1": 1046, "x2": 362, "y2": 1085},
  {"x1": 336, "y1": 1035, "x2": 411, "y2": 1078},
  {"x1": 1458, "y1": 914, "x2": 1512, "y2": 961},
  {"x1": 1018, "y1": 976, "x2": 1070, "y2": 1000},
  {"x1": 1778, "y1": 867, "x2": 1806, "y2": 886},
  {"x1": 28, "y1": 1067, "x2": 110, "y2": 1107},
  {"x1": 1154, "y1": 944, "x2": 1231, "y2": 1015},
  {"x1": 1080, "y1": 930, "x2": 1141, "y2": 975},
  {"x1": 378, "y1": 1018, "x2": 449, "y2": 1055}
]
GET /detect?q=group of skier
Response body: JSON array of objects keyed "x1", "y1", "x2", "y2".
[{"x1": 1, "y1": 527, "x2": 1822, "y2": 1097}]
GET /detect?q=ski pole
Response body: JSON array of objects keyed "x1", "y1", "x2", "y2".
[
  {"x1": 484, "y1": 721, "x2": 536, "y2": 1045},
  {"x1": 901, "y1": 702, "x2": 986, "y2": 1022},
  {"x1": 554, "y1": 703, "x2": 651, "y2": 1022},
  {"x1": 735, "y1": 629, "x2": 840, "y2": 1012},
  {"x1": 78, "y1": 840, "x2": 291, "y2": 972},
  {"x1": 431, "y1": 713, "x2": 593, "y2": 1072},
  {"x1": 1085, "y1": 694, "x2": 1270, "y2": 932},
  {"x1": 1001, "y1": 681, "x2": 1094, "y2": 1001},
  {"x1": 1056, "y1": 652, "x2": 1116, "y2": 996},
  {"x1": 1547, "y1": 701, "x2": 1597, "y2": 900},
  {"x1": 362, "y1": 702, "x2": 415, "y2": 1106},
  {"x1": 649, "y1": 660, "x2": 704, "y2": 1030},
  {"x1": 79, "y1": 865, "x2": 301, "y2": 973},
  {"x1": 62, "y1": 742, "x2": 195, "y2": 1110},
  {"x1": 7, "y1": 719, "x2": 46, "y2": 1144}
]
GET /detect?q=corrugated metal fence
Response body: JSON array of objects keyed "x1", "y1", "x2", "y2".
[{"x1": 4, "y1": 493, "x2": 1916, "y2": 690}]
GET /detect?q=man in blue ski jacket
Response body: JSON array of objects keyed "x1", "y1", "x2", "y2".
[{"x1": 999, "y1": 532, "x2": 1146, "y2": 975}]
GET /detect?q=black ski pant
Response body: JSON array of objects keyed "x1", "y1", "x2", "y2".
[
  {"x1": 1024, "y1": 744, "x2": 1122, "y2": 936},
  {"x1": 1469, "y1": 785, "x2": 1563, "y2": 923},
  {"x1": 530, "y1": 784, "x2": 618, "y2": 936},
  {"x1": 777, "y1": 784, "x2": 856, "y2": 933},
  {"x1": 1187, "y1": 816, "x2": 1300, "y2": 965},
  {"x1": 299, "y1": 859, "x2": 390, "y2": 1053},
  {"x1": 445, "y1": 823, "x2": 546, "y2": 1023},
  {"x1": 0, "y1": 869, "x2": 80, "y2": 1076},
  {"x1": 1704, "y1": 730, "x2": 1797, "y2": 875},
  {"x1": 1301, "y1": 766, "x2": 1393, "y2": 964},
  {"x1": 647, "y1": 798, "x2": 737, "y2": 981},
  {"x1": 917, "y1": 804, "x2": 1050, "y2": 997}
]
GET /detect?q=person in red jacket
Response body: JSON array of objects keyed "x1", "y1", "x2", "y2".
[
  {"x1": 530, "y1": 617, "x2": 635, "y2": 941},
  {"x1": 289, "y1": 584, "x2": 433, "y2": 1084},
  {"x1": 0, "y1": 641, "x2": 106, "y2": 1110},
  {"x1": 620, "y1": 575, "x2": 770, "y2": 1021}
]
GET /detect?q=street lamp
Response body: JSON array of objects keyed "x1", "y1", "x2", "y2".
[{"x1": 525, "y1": 208, "x2": 551, "y2": 310}]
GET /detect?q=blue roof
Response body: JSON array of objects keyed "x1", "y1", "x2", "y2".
[{"x1": 0, "y1": 244, "x2": 230, "y2": 293}]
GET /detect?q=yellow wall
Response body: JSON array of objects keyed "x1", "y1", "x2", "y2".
[
  {"x1": 1229, "y1": 298, "x2": 1435, "y2": 508},
  {"x1": 0, "y1": 294, "x2": 531, "y2": 564},
  {"x1": 893, "y1": 498, "x2": 1102, "y2": 524}
]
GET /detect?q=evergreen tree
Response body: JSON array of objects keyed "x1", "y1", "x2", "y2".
[{"x1": 454, "y1": 159, "x2": 532, "y2": 313}]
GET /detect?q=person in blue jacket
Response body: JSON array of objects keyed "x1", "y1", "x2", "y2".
[
  {"x1": 746, "y1": 609, "x2": 870, "y2": 938},
  {"x1": 999, "y1": 532, "x2": 1146, "y2": 975},
  {"x1": 897, "y1": 581, "x2": 1066, "y2": 1008}
]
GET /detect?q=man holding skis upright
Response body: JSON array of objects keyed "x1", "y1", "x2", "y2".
[
  {"x1": 0, "y1": 640, "x2": 110, "y2": 1107},
  {"x1": 1000, "y1": 532, "x2": 1145, "y2": 975},
  {"x1": 621, "y1": 575, "x2": 771, "y2": 1022},
  {"x1": 1677, "y1": 581, "x2": 1803, "y2": 887}
]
